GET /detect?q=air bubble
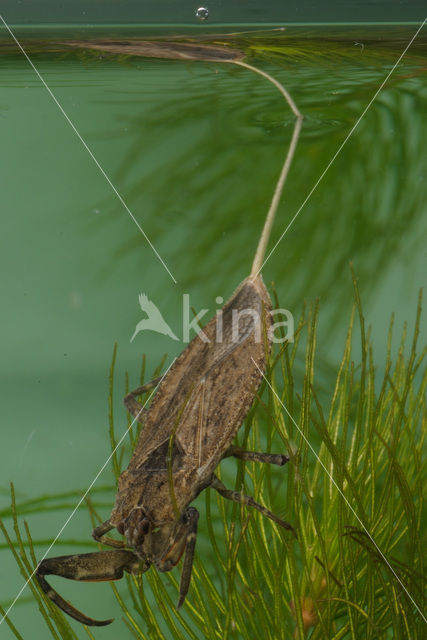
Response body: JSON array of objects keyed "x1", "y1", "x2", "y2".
[{"x1": 196, "y1": 7, "x2": 209, "y2": 21}]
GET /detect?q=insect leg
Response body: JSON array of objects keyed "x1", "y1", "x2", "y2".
[
  {"x1": 124, "y1": 376, "x2": 162, "y2": 423},
  {"x1": 225, "y1": 445, "x2": 289, "y2": 466},
  {"x1": 177, "y1": 507, "x2": 199, "y2": 608},
  {"x1": 36, "y1": 549, "x2": 141, "y2": 626},
  {"x1": 92, "y1": 519, "x2": 125, "y2": 548},
  {"x1": 210, "y1": 475, "x2": 294, "y2": 533}
]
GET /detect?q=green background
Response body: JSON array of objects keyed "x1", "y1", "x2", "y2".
[
  {"x1": 1, "y1": 1, "x2": 426, "y2": 25},
  {"x1": 0, "y1": 22, "x2": 426, "y2": 638}
]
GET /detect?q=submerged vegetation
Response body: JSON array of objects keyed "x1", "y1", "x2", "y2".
[{"x1": 1, "y1": 278, "x2": 425, "y2": 639}]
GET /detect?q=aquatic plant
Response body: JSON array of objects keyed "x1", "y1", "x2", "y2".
[{"x1": 1, "y1": 277, "x2": 425, "y2": 639}]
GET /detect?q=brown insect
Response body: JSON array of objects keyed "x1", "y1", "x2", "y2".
[{"x1": 36, "y1": 38, "x2": 303, "y2": 626}]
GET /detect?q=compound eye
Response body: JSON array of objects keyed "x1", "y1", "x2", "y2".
[
  {"x1": 133, "y1": 518, "x2": 150, "y2": 546},
  {"x1": 138, "y1": 518, "x2": 151, "y2": 537},
  {"x1": 116, "y1": 520, "x2": 125, "y2": 536}
]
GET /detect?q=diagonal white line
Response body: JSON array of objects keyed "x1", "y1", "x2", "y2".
[
  {"x1": 0, "y1": 14, "x2": 177, "y2": 284},
  {"x1": 0, "y1": 358, "x2": 176, "y2": 626},
  {"x1": 259, "y1": 16, "x2": 427, "y2": 274},
  {"x1": 252, "y1": 358, "x2": 427, "y2": 623}
]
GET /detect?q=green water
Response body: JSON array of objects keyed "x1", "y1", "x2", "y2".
[{"x1": 0, "y1": 26, "x2": 426, "y2": 638}]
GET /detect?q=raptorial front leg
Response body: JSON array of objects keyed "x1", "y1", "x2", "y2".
[
  {"x1": 225, "y1": 445, "x2": 289, "y2": 466},
  {"x1": 36, "y1": 549, "x2": 142, "y2": 626},
  {"x1": 177, "y1": 507, "x2": 199, "y2": 608},
  {"x1": 211, "y1": 475, "x2": 294, "y2": 533},
  {"x1": 124, "y1": 376, "x2": 162, "y2": 423},
  {"x1": 92, "y1": 518, "x2": 125, "y2": 548}
]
